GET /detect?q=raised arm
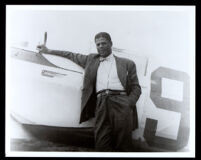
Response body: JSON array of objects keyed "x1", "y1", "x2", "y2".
[{"x1": 37, "y1": 44, "x2": 88, "y2": 69}]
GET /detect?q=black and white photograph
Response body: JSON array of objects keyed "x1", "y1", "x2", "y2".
[{"x1": 5, "y1": 5, "x2": 195, "y2": 157}]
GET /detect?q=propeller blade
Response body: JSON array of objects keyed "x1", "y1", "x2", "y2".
[{"x1": 44, "y1": 32, "x2": 47, "y2": 46}]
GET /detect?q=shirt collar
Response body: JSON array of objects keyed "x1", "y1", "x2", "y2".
[{"x1": 99, "y1": 53, "x2": 114, "y2": 62}]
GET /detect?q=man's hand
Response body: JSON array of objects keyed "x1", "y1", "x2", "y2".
[
  {"x1": 36, "y1": 32, "x2": 50, "y2": 54},
  {"x1": 36, "y1": 44, "x2": 50, "y2": 54}
]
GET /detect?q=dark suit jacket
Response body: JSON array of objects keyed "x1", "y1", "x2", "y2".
[{"x1": 51, "y1": 50, "x2": 141, "y2": 130}]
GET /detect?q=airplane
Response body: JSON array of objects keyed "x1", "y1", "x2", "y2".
[{"x1": 7, "y1": 32, "x2": 191, "y2": 153}]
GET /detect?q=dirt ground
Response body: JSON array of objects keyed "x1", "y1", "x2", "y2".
[
  {"x1": 11, "y1": 138, "x2": 95, "y2": 152},
  {"x1": 10, "y1": 138, "x2": 189, "y2": 152}
]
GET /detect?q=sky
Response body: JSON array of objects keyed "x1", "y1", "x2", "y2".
[{"x1": 7, "y1": 5, "x2": 195, "y2": 76}]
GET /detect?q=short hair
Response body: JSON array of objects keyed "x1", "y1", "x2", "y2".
[{"x1": 94, "y1": 32, "x2": 112, "y2": 43}]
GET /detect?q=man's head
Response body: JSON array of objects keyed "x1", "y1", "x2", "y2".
[{"x1": 94, "y1": 32, "x2": 113, "y2": 58}]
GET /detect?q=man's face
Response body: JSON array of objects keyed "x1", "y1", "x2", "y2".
[{"x1": 95, "y1": 37, "x2": 112, "y2": 58}]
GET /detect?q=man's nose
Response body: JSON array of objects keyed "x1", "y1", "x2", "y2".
[{"x1": 99, "y1": 44, "x2": 104, "y2": 48}]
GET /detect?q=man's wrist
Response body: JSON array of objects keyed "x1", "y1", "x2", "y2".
[
  {"x1": 47, "y1": 49, "x2": 52, "y2": 54},
  {"x1": 128, "y1": 95, "x2": 136, "y2": 106}
]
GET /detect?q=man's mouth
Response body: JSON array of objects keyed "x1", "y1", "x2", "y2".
[{"x1": 98, "y1": 50, "x2": 104, "y2": 53}]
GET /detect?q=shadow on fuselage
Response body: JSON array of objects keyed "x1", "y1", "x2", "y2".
[{"x1": 10, "y1": 115, "x2": 164, "y2": 152}]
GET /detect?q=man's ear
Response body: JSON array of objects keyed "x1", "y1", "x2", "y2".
[{"x1": 110, "y1": 41, "x2": 113, "y2": 46}]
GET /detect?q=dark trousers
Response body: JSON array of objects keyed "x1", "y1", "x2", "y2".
[{"x1": 94, "y1": 94, "x2": 134, "y2": 152}]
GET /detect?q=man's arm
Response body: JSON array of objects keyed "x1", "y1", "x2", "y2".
[
  {"x1": 37, "y1": 45, "x2": 88, "y2": 69},
  {"x1": 127, "y1": 61, "x2": 142, "y2": 106}
]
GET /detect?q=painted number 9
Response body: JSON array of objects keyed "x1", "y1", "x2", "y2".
[{"x1": 144, "y1": 67, "x2": 190, "y2": 151}]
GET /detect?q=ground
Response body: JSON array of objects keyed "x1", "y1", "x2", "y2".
[{"x1": 11, "y1": 138, "x2": 95, "y2": 152}]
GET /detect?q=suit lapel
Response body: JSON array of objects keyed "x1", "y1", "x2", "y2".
[
  {"x1": 81, "y1": 55, "x2": 100, "y2": 110},
  {"x1": 87, "y1": 56, "x2": 100, "y2": 85},
  {"x1": 114, "y1": 56, "x2": 127, "y2": 90}
]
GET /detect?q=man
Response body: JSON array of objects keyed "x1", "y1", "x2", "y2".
[{"x1": 37, "y1": 32, "x2": 141, "y2": 152}]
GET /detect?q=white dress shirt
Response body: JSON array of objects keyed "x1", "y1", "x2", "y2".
[{"x1": 96, "y1": 53, "x2": 125, "y2": 93}]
